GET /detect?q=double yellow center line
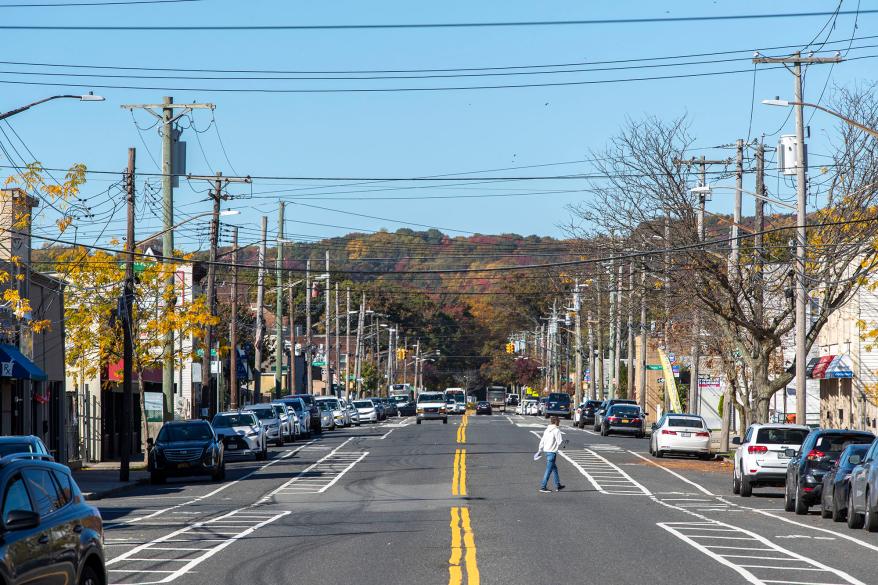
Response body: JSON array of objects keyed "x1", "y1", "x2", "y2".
[
  {"x1": 449, "y1": 414, "x2": 478, "y2": 584},
  {"x1": 448, "y1": 506, "x2": 480, "y2": 585}
]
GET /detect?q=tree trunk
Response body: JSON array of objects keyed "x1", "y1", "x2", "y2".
[{"x1": 748, "y1": 343, "x2": 791, "y2": 424}]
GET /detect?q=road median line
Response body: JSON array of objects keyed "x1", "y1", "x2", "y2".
[{"x1": 448, "y1": 506, "x2": 480, "y2": 585}]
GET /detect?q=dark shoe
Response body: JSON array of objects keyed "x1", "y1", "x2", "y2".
[
  {"x1": 556, "y1": 485, "x2": 566, "y2": 492},
  {"x1": 539, "y1": 488, "x2": 551, "y2": 493}
]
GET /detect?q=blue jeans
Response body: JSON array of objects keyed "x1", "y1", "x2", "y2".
[{"x1": 541, "y1": 452, "x2": 560, "y2": 489}]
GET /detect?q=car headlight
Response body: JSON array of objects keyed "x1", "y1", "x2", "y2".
[
  {"x1": 417, "y1": 408, "x2": 424, "y2": 414},
  {"x1": 439, "y1": 407, "x2": 447, "y2": 413},
  {"x1": 247, "y1": 430, "x2": 259, "y2": 437}
]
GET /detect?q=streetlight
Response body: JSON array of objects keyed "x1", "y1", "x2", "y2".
[
  {"x1": 762, "y1": 98, "x2": 878, "y2": 139},
  {"x1": 0, "y1": 92, "x2": 105, "y2": 122},
  {"x1": 135, "y1": 209, "x2": 239, "y2": 247}
]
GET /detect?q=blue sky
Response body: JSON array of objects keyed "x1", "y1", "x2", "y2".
[{"x1": 0, "y1": 0, "x2": 873, "y2": 252}]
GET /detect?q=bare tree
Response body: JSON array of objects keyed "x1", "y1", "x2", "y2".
[{"x1": 567, "y1": 87, "x2": 878, "y2": 424}]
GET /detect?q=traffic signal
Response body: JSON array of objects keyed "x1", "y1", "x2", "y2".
[
  {"x1": 505, "y1": 342, "x2": 515, "y2": 354},
  {"x1": 396, "y1": 348, "x2": 407, "y2": 360}
]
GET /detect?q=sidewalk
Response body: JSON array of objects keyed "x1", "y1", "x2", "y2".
[{"x1": 73, "y1": 455, "x2": 150, "y2": 500}]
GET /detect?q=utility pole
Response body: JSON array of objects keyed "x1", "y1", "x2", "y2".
[
  {"x1": 587, "y1": 308, "x2": 596, "y2": 400},
  {"x1": 627, "y1": 261, "x2": 635, "y2": 399},
  {"x1": 639, "y1": 264, "x2": 648, "y2": 413},
  {"x1": 324, "y1": 251, "x2": 331, "y2": 395},
  {"x1": 254, "y1": 216, "x2": 267, "y2": 403},
  {"x1": 120, "y1": 147, "x2": 135, "y2": 482},
  {"x1": 189, "y1": 171, "x2": 250, "y2": 418},
  {"x1": 121, "y1": 98, "x2": 214, "y2": 420},
  {"x1": 288, "y1": 273, "x2": 297, "y2": 394},
  {"x1": 334, "y1": 282, "x2": 341, "y2": 397},
  {"x1": 614, "y1": 262, "x2": 623, "y2": 399},
  {"x1": 595, "y1": 276, "x2": 605, "y2": 399},
  {"x1": 573, "y1": 279, "x2": 583, "y2": 406},
  {"x1": 608, "y1": 263, "x2": 617, "y2": 400},
  {"x1": 754, "y1": 142, "x2": 766, "y2": 347},
  {"x1": 275, "y1": 203, "x2": 284, "y2": 398},
  {"x1": 345, "y1": 287, "x2": 351, "y2": 399},
  {"x1": 229, "y1": 226, "x2": 239, "y2": 409},
  {"x1": 305, "y1": 259, "x2": 312, "y2": 394},
  {"x1": 355, "y1": 294, "x2": 365, "y2": 395},
  {"x1": 754, "y1": 51, "x2": 841, "y2": 425},
  {"x1": 414, "y1": 339, "x2": 421, "y2": 392}
]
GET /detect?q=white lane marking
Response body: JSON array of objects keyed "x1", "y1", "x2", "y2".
[
  {"x1": 105, "y1": 439, "x2": 318, "y2": 528},
  {"x1": 318, "y1": 452, "x2": 368, "y2": 493},
  {"x1": 659, "y1": 521, "x2": 867, "y2": 585},
  {"x1": 108, "y1": 509, "x2": 290, "y2": 584},
  {"x1": 261, "y1": 438, "x2": 362, "y2": 500},
  {"x1": 627, "y1": 450, "x2": 715, "y2": 496}
]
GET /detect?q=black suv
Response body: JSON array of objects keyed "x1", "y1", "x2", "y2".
[
  {"x1": 0, "y1": 453, "x2": 106, "y2": 585},
  {"x1": 289, "y1": 394, "x2": 322, "y2": 433},
  {"x1": 148, "y1": 420, "x2": 226, "y2": 484},
  {"x1": 784, "y1": 429, "x2": 874, "y2": 515},
  {"x1": 593, "y1": 399, "x2": 637, "y2": 432},
  {"x1": 576, "y1": 400, "x2": 603, "y2": 429}
]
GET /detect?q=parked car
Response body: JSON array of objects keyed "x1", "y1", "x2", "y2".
[
  {"x1": 574, "y1": 400, "x2": 603, "y2": 429},
  {"x1": 382, "y1": 398, "x2": 400, "y2": 418},
  {"x1": 416, "y1": 392, "x2": 448, "y2": 424},
  {"x1": 506, "y1": 394, "x2": 520, "y2": 407},
  {"x1": 354, "y1": 399, "x2": 379, "y2": 423},
  {"x1": 147, "y1": 420, "x2": 225, "y2": 483},
  {"x1": 519, "y1": 399, "x2": 538, "y2": 415},
  {"x1": 475, "y1": 401, "x2": 492, "y2": 415},
  {"x1": 316, "y1": 400, "x2": 336, "y2": 430},
  {"x1": 544, "y1": 392, "x2": 572, "y2": 419},
  {"x1": 398, "y1": 400, "x2": 417, "y2": 417},
  {"x1": 820, "y1": 443, "x2": 872, "y2": 522},
  {"x1": 289, "y1": 394, "x2": 322, "y2": 434},
  {"x1": 649, "y1": 414, "x2": 711, "y2": 459},
  {"x1": 732, "y1": 423, "x2": 811, "y2": 498},
  {"x1": 537, "y1": 397, "x2": 548, "y2": 417},
  {"x1": 0, "y1": 436, "x2": 51, "y2": 458},
  {"x1": 0, "y1": 453, "x2": 106, "y2": 585},
  {"x1": 784, "y1": 429, "x2": 874, "y2": 515},
  {"x1": 316, "y1": 397, "x2": 347, "y2": 428},
  {"x1": 271, "y1": 402, "x2": 295, "y2": 442},
  {"x1": 846, "y1": 436, "x2": 878, "y2": 531},
  {"x1": 211, "y1": 410, "x2": 267, "y2": 461},
  {"x1": 593, "y1": 399, "x2": 637, "y2": 432},
  {"x1": 343, "y1": 399, "x2": 361, "y2": 426},
  {"x1": 600, "y1": 404, "x2": 645, "y2": 438},
  {"x1": 247, "y1": 403, "x2": 285, "y2": 446},
  {"x1": 372, "y1": 399, "x2": 387, "y2": 421},
  {"x1": 278, "y1": 397, "x2": 311, "y2": 437}
]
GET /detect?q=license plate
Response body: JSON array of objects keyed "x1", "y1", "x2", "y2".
[
  {"x1": 176, "y1": 462, "x2": 190, "y2": 468},
  {"x1": 681, "y1": 432, "x2": 691, "y2": 438},
  {"x1": 777, "y1": 452, "x2": 789, "y2": 459},
  {"x1": 622, "y1": 419, "x2": 630, "y2": 423},
  {"x1": 227, "y1": 444, "x2": 238, "y2": 450}
]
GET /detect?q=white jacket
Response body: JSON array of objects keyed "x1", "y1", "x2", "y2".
[{"x1": 539, "y1": 425, "x2": 564, "y2": 453}]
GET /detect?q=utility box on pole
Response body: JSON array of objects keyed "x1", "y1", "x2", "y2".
[{"x1": 778, "y1": 134, "x2": 807, "y2": 176}]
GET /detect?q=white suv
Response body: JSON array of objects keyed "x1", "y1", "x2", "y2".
[{"x1": 732, "y1": 423, "x2": 811, "y2": 497}]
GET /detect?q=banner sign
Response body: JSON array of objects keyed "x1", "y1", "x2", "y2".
[{"x1": 658, "y1": 348, "x2": 683, "y2": 412}]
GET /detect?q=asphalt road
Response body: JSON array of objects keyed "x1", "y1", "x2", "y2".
[{"x1": 94, "y1": 413, "x2": 878, "y2": 585}]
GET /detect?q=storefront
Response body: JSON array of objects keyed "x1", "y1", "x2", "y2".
[
  {"x1": 0, "y1": 342, "x2": 50, "y2": 445},
  {"x1": 811, "y1": 355, "x2": 873, "y2": 430}
]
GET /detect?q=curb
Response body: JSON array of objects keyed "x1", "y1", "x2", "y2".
[{"x1": 81, "y1": 477, "x2": 149, "y2": 501}]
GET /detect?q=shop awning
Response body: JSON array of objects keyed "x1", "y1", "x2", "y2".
[
  {"x1": 810, "y1": 355, "x2": 834, "y2": 379},
  {"x1": 805, "y1": 357, "x2": 821, "y2": 377},
  {"x1": 826, "y1": 354, "x2": 854, "y2": 379},
  {"x1": 808, "y1": 354, "x2": 854, "y2": 379},
  {"x1": 0, "y1": 344, "x2": 47, "y2": 381}
]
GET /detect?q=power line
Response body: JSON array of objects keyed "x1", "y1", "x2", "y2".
[
  {"x1": 0, "y1": 9, "x2": 875, "y2": 30},
  {"x1": 0, "y1": 0, "x2": 202, "y2": 6}
]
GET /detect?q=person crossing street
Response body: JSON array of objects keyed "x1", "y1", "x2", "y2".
[{"x1": 537, "y1": 415, "x2": 566, "y2": 493}]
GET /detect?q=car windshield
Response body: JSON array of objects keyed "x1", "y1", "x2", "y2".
[
  {"x1": 299, "y1": 396, "x2": 314, "y2": 406},
  {"x1": 0, "y1": 443, "x2": 35, "y2": 456},
  {"x1": 419, "y1": 393, "x2": 444, "y2": 403},
  {"x1": 813, "y1": 433, "x2": 874, "y2": 453},
  {"x1": 158, "y1": 424, "x2": 213, "y2": 442},
  {"x1": 548, "y1": 393, "x2": 570, "y2": 403},
  {"x1": 213, "y1": 414, "x2": 256, "y2": 427},
  {"x1": 585, "y1": 401, "x2": 602, "y2": 408},
  {"x1": 842, "y1": 444, "x2": 871, "y2": 465},
  {"x1": 320, "y1": 399, "x2": 340, "y2": 409},
  {"x1": 755, "y1": 428, "x2": 809, "y2": 444},
  {"x1": 609, "y1": 406, "x2": 640, "y2": 416},
  {"x1": 286, "y1": 401, "x2": 303, "y2": 413},
  {"x1": 668, "y1": 417, "x2": 704, "y2": 429},
  {"x1": 392, "y1": 396, "x2": 408, "y2": 403},
  {"x1": 319, "y1": 402, "x2": 333, "y2": 411},
  {"x1": 249, "y1": 408, "x2": 276, "y2": 420},
  {"x1": 272, "y1": 404, "x2": 286, "y2": 416},
  {"x1": 354, "y1": 400, "x2": 373, "y2": 408}
]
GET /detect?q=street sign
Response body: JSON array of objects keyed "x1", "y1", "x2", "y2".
[
  {"x1": 646, "y1": 365, "x2": 663, "y2": 371},
  {"x1": 668, "y1": 353, "x2": 676, "y2": 363}
]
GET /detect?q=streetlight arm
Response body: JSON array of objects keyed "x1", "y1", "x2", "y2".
[
  {"x1": 798, "y1": 101, "x2": 878, "y2": 139},
  {"x1": 0, "y1": 94, "x2": 104, "y2": 122}
]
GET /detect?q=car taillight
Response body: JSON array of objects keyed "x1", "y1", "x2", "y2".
[
  {"x1": 607, "y1": 416, "x2": 619, "y2": 423},
  {"x1": 806, "y1": 449, "x2": 825, "y2": 461},
  {"x1": 695, "y1": 431, "x2": 710, "y2": 438},
  {"x1": 748, "y1": 445, "x2": 768, "y2": 454},
  {"x1": 661, "y1": 429, "x2": 677, "y2": 435}
]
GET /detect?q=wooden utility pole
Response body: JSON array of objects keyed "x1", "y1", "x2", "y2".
[
  {"x1": 120, "y1": 147, "x2": 136, "y2": 482},
  {"x1": 324, "y1": 251, "x2": 331, "y2": 395},
  {"x1": 334, "y1": 282, "x2": 341, "y2": 396},
  {"x1": 288, "y1": 273, "x2": 297, "y2": 394},
  {"x1": 253, "y1": 216, "x2": 267, "y2": 403},
  {"x1": 305, "y1": 259, "x2": 313, "y2": 394},
  {"x1": 626, "y1": 261, "x2": 635, "y2": 399},
  {"x1": 354, "y1": 294, "x2": 365, "y2": 395},
  {"x1": 229, "y1": 226, "x2": 239, "y2": 409},
  {"x1": 345, "y1": 287, "x2": 351, "y2": 399},
  {"x1": 573, "y1": 279, "x2": 583, "y2": 406},
  {"x1": 275, "y1": 203, "x2": 284, "y2": 398}
]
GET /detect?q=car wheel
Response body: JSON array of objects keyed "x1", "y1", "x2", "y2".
[
  {"x1": 699, "y1": 453, "x2": 712, "y2": 461},
  {"x1": 794, "y1": 484, "x2": 809, "y2": 515},
  {"x1": 821, "y1": 493, "x2": 833, "y2": 519},
  {"x1": 784, "y1": 480, "x2": 796, "y2": 512},
  {"x1": 600, "y1": 425, "x2": 608, "y2": 436},
  {"x1": 740, "y1": 474, "x2": 753, "y2": 498},
  {"x1": 636, "y1": 431, "x2": 645, "y2": 439},
  {"x1": 848, "y1": 489, "x2": 865, "y2": 529},
  {"x1": 276, "y1": 436, "x2": 284, "y2": 447},
  {"x1": 150, "y1": 471, "x2": 165, "y2": 485},
  {"x1": 654, "y1": 448, "x2": 663, "y2": 458},
  {"x1": 416, "y1": 419, "x2": 421, "y2": 425},
  {"x1": 832, "y1": 489, "x2": 846, "y2": 522},
  {"x1": 864, "y1": 489, "x2": 878, "y2": 532},
  {"x1": 732, "y1": 469, "x2": 741, "y2": 495},
  {"x1": 212, "y1": 463, "x2": 226, "y2": 482},
  {"x1": 79, "y1": 563, "x2": 102, "y2": 585},
  {"x1": 443, "y1": 418, "x2": 448, "y2": 424}
]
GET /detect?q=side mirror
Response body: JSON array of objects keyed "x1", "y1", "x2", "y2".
[
  {"x1": 216, "y1": 433, "x2": 225, "y2": 441},
  {"x1": 731, "y1": 437, "x2": 742, "y2": 445},
  {"x1": 146, "y1": 437, "x2": 154, "y2": 449},
  {"x1": 849, "y1": 454, "x2": 862, "y2": 465},
  {"x1": 784, "y1": 448, "x2": 798, "y2": 458},
  {"x1": 4, "y1": 509, "x2": 40, "y2": 531}
]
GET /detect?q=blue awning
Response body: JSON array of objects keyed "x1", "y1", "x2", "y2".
[{"x1": 0, "y1": 344, "x2": 47, "y2": 381}]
